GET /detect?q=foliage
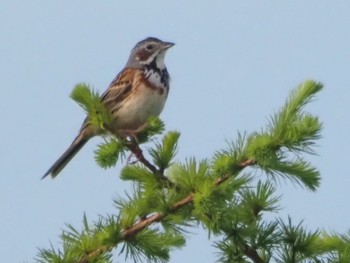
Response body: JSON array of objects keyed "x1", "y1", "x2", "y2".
[
  {"x1": 36, "y1": 81, "x2": 350, "y2": 263},
  {"x1": 70, "y1": 83, "x2": 112, "y2": 130}
]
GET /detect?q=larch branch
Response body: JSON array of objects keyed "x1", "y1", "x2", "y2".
[{"x1": 79, "y1": 157, "x2": 255, "y2": 262}]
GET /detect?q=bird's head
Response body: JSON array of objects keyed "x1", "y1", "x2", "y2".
[{"x1": 126, "y1": 37, "x2": 174, "y2": 69}]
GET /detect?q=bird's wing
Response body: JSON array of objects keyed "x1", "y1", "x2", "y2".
[
  {"x1": 79, "y1": 68, "x2": 138, "y2": 131},
  {"x1": 100, "y1": 68, "x2": 137, "y2": 113}
]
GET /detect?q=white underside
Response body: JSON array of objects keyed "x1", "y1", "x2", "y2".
[{"x1": 112, "y1": 82, "x2": 167, "y2": 131}]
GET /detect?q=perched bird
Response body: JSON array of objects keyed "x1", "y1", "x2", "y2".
[{"x1": 42, "y1": 37, "x2": 174, "y2": 179}]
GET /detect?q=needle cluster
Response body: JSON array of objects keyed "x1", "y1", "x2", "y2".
[{"x1": 36, "y1": 81, "x2": 350, "y2": 263}]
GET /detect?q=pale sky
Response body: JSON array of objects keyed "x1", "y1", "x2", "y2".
[{"x1": 1, "y1": 1, "x2": 350, "y2": 262}]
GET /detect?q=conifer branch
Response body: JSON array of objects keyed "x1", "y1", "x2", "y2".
[
  {"x1": 78, "y1": 246, "x2": 111, "y2": 263},
  {"x1": 38, "y1": 80, "x2": 331, "y2": 263},
  {"x1": 122, "y1": 158, "x2": 255, "y2": 238},
  {"x1": 242, "y1": 243, "x2": 264, "y2": 263},
  {"x1": 126, "y1": 141, "x2": 158, "y2": 175},
  {"x1": 77, "y1": 158, "x2": 255, "y2": 263},
  {"x1": 126, "y1": 141, "x2": 172, "y2": 184}
]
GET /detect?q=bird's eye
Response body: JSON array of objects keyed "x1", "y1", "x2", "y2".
[{"x1": 146, "y1": 44, "x2": 154, "y2": 51}]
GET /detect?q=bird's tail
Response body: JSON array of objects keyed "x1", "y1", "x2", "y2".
[{"x1": 42, "y1": 130, "x2": 90, "y2": 179}]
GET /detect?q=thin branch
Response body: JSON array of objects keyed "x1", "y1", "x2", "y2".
[
  {"x1": 78, "y1": 246, "x2": 111, "y2": 263},
  {"x1": 122, "y1": 158, "x2": 255, "y2": 238},
  {"x1": 126, "y1": 142, "x2": 158, "y2": 174},
  {"x1": 242, "y1": 243, "x2": 265, "y2": 263},
  {"x1": 126, "y1": 141, "x2": 177, "y2": 188},
  {"x1": 79, "y1": 157, "x2": 256, "y2": 262}
]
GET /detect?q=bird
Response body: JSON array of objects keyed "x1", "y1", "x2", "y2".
[{"x1": 42, "y1": 37, "x2": 174, "y2": 179}]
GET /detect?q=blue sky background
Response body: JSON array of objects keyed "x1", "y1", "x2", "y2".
[{"x1": 1, "y1": 1, "x2": 350, "y2": 262}]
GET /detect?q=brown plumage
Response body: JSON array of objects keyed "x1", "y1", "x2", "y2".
[{"x1": 42, "y1": 37, "x2": 174, "y2": 179}]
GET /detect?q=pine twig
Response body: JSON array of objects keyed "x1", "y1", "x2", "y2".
[
  {"x1": 78, "y1": 158, "x2": 255, "y2": 262},
  {"x1": 126, "y1": 141, "x2": 158, "y2": 174},
  {"x1": 122, "y1": 158, "x2": 255, "y2": 238},
  {"x1": 126, "y1": 141, "x2": 176, "y2": 187},
  {"x1": 242, "y1": 243, "x2": 265, "y2": 263}
]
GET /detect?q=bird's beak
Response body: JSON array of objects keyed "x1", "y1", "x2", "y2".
[{"x1": 161, "y1": 41, "x2": 175, "y2": 50}]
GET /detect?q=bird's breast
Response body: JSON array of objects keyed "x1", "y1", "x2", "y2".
[{"x1": 110, "y1": 71, "x2": 168, "y2": 131}]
